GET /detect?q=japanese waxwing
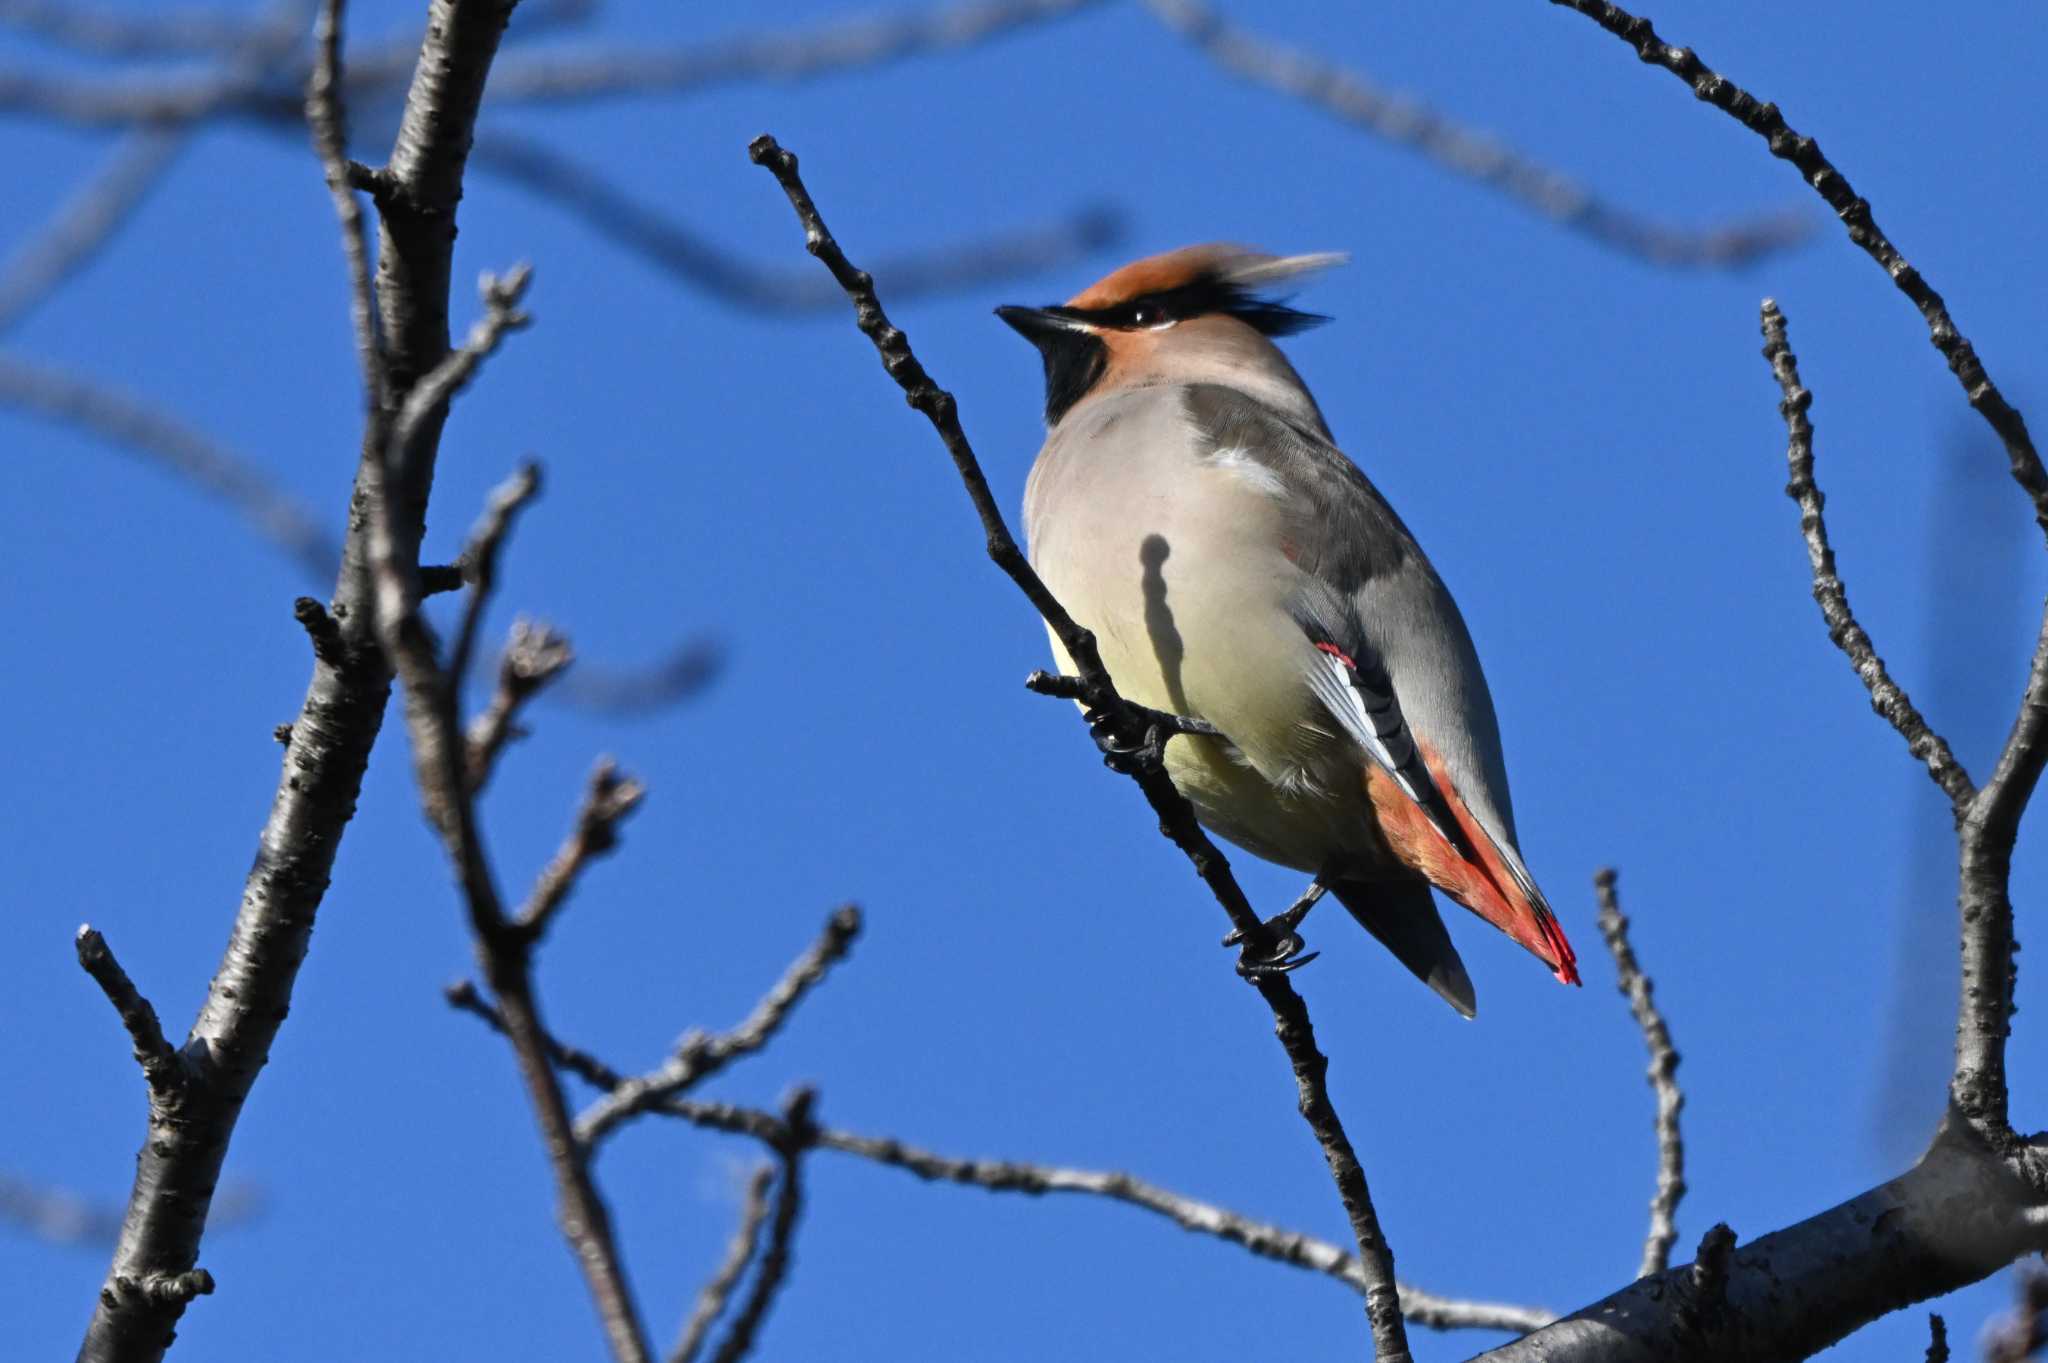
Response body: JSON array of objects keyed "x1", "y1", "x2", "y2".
[{"x1": 998, "y1": 244, "x2": 1577, "y2": 1018}]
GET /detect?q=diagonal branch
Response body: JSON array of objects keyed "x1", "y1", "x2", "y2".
[
  {"x1": 654, "y1": 1095, "x2": 1555, "y2": 1335},
  {"x1": 1593, "y1": 869, "x2": 1684, "y2": 1280},
  {"x1": 703, "y1": 1090, "x2": 812, "y2": 1363},
  {"x1": 74, "y1": 927, "x2": 185, "y2": 1103},
  {"x1": 448, "y1": 988, "x2": 1553, "y2": 1336},
  {"x1": 71, "y1": 0, "x2": 526, "y2": 1352},
  {"x1": 1759, "y1": 300, "x2": 1973, "y2": 806},
  {"x1": 471, "y1": 129, "x2": 1118, "y2": 314},
  {"x1": 1144, "y1": 0, "x2": 1811, "y2": 269},
  {"x1": 669, "y1": 1165, "x2": 774, "y2": 1363},
  {"x1": 1548, "y1": 0, "x2": 2047, "y2": 543},
  {"x1": 575, "y1": 906, "x2": 862, "y2": 1149},
  {"x1": 748, "y1": 132, "x2": 1413, "y2": 1363},
  {"x1": 513, "y1": 759, "x2": 648, "y2": 943}
]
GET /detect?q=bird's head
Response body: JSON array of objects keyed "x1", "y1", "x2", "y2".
[{"x1": 997, "y1": 244, "x2": 1343, "y2": 427}]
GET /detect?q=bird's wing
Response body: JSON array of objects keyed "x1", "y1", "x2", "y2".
[{"x1": 1178, "y1": 383, "x2": 1578, "y2": 984}]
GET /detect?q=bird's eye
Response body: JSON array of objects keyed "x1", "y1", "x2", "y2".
[{"x1": 1129, "y1": 306, "x2": 1156, "y2": 327}]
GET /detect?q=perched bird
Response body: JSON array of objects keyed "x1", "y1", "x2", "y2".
[{"x1": 999, "y1": 244, "x2": 1577, "y2": 1017}]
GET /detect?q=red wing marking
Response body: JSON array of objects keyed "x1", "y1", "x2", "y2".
[{"x1": 1365, "y1": 743, "x2": 1579, "y2": 986}]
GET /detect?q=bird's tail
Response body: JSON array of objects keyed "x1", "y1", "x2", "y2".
[{"x1": 1364, "y1": 747, "x2": 1579, "y2": 986}]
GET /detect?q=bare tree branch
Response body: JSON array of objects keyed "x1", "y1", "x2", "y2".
[
  {"x1": 748, "y1": 132, "x2": 1413, "y2": 1363},
  {"x1": 668, "y1": 1094, "x2": 1554, "y2": 1335},
  {"x1": 1926, "y1": 1312, "x2": 1948, "y2": 1363},
  {"x1": 73, "y1": 926, "x2": 185, "y2": 1103},
  {"x1": 704, "y1": 1089, "x2": 812, "y2": 1363},
  {"x1": 1593, "y1": 870, "x2": 1684, "y2": 1281},
  {"x1": 447, "y1": 979, "x2": 1553, "y2": 1336},
  {"x1": 1548, "y1": 0, "x2": 2047, "y2": 543},
  {"x1": 576, "y1": 906, "x2": 862, "y2": 1150},
  {"x1": 308, "y1": 0, "x2": 385, "y2": 406},
  {"x1": 669, "y1": 1165, "x2": 774, "y2": 1363},
  {"x1": 470, "y1": 129, "x2": 1119, "y2": 313},
  {"x1": 449, "y1": 461, "x2": 541, "y2": 700},
  {"x1": 71, "y1": 0, "x2": 536, "y2": 1356},
  {"x1": 514, "y1": 759, "x2": 648, "y2": 942},
  {"x1": 465, "y1": 617, "x2": 574, "y2": 790},
  {"x1": 1143, "y1": 0, "x2": 1811, "y2": 269},
  {"x1": 1464, "y1": 5, "x2": 2048, "y2": 1357},
  {"x1": 1760, "y1": 300, "x2": 1973, "y2": 806}
]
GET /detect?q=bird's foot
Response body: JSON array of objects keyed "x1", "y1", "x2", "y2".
[{"x1": 1225, "y1": 881, "x2": 1326, "y2": 976}]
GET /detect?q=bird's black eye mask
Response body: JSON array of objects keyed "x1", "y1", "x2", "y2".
[{"x1": 1048, "y1": 275, "x2": 1330, "y2": 336}]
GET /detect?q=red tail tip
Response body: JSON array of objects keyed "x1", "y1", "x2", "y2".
[{"x1": 1541, "y1": 911, "x2": 1580, "y2": 987}]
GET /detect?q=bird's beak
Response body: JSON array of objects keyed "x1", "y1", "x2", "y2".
[{"x1": 996, "y1": 305, "x2": 1079, "y2": 349}]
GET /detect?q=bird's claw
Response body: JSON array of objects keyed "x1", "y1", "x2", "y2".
[
  {"x1": 1086, "y1": 709, "x2": 1168, "y2": 775},
  {"x1": 1224, "y1": 881, "x2": 1327, "y2": 976}
]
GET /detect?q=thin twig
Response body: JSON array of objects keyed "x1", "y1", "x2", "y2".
[
  {"x1": 1145, "y1": 0, "x2": 1810, "y2": 269},
  {"x1": 514, "y1": 759, "x2": 648, "y2": 942},
  {"x1": 576, "y1": 906, "x2": 862, "y2": 1149},
  {"x1": 446, "y1": 979, "x2": 626, "y2": 1091},
  {"x1": 466, "y1": 617, "x2": 575, "y2": 792},
  {"x1": 446, "y1": 990, "x2": 1553, "y2": 1336},
  {"x1": 748, "y1": 133, "x2": 1412, "y2": 1363},
  {"x1": 670, "y1": 1165, "x2": 775, "y2": 1363},
  {"x1": 74, "y1": 927, "x2": 184, "y2": 1101},
  {"x1": 654, "y1": 1096, "x2": 1554, "y2": 1335},
  {"x1": 1759, "y1": 300, "x2": 1973, "y2": 806},
  {"x1": 1548, "y1": 0, "x2": 2046, "y2": 542},
  {"x1": 450, "y1": 462, "x2": 541, "y2": 699},
  {"x1": 1593, "y1": 869, "x2": 1684, "y2": 1279},
  {"x1": 472, "y1": 129, "x2": 1119, "y2": 314},
  {"x1": 705, "y1": 1090, "x2": 812, "y2": 1363},
  {"x1": 388, "y1": 264, "x2": 532, "y2": 481},
  {"x1": 306, "y1": 0, "x2": 385, "y2": 408}
]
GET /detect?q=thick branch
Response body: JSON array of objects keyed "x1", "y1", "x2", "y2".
[
  {"x1": 1592, "y1": 870, "x2": 1684, "y2": 1280},
  {"x1": 1548, "y1": 0, "x2": 2046, "y2": 542},
  {"x1": 70, "y1": 2, "x2": 537, "y2": 1359},
  {"x1": 1473, "y1": 1121, "x2": 2048, "y2": 1362},
  {"x1": 1759, "y1": 300, "x2": 1973, "y2": 806}
]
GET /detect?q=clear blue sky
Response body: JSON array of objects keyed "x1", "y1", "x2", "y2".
[{"x1": 4, "y1": 2, "x2": 2043, "y2": 1358}]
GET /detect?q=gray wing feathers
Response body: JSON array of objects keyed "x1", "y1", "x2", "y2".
[
  {"x1": 1179, "y1": 383, "x2": 1522, "y2": 849},
  {"x1": 1331, "y1": 879, "x2": 1477, "y2": 1018}
]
